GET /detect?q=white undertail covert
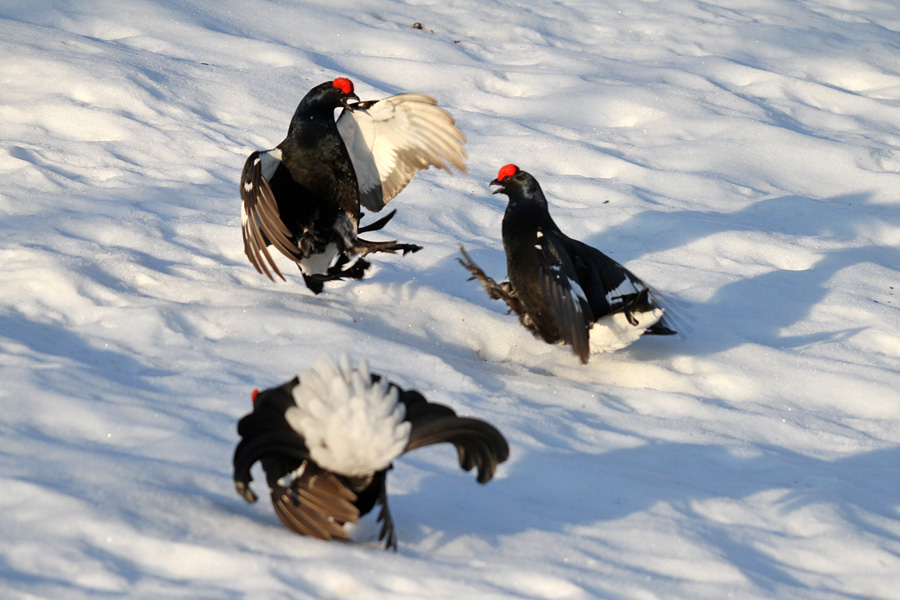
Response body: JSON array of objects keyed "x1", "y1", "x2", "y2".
[
  {"x1": 285, "y1": 355, "x2": 411, "y2": 476},
  {"x1": 589, "y1": 308, "x2": 665, "y2": 353}
]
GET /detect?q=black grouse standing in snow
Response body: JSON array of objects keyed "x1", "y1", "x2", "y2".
[
  {"x1": 240, "y1": 77, "x2": 467, "y2": 293},
  {"x1": 233, "y1": 355, "x2": 509, "y2": 550},
  {"x1": 459, "y1": 164, "x2": 676, "y2": 363}
]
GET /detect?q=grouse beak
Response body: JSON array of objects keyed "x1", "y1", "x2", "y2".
[
  {"x1": 341, "y1": 93, "x2": 361, "y2": 110},
  {"x1": 490, "y1": 178, "x2": 505, "y2": 194}
]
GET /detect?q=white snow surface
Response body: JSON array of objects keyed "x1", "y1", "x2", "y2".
[{"x1": 2, "y1": 0, "x2": 899, "y2": 598}]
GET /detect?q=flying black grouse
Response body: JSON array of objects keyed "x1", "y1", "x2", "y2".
[
  {"x1": 233, "y1": 355, "x2": 509, "y2": 550},
  {"x1": 240, "y1": 77, "x2": 467, "y2": 293},
  {"x1": 459, "y1": 164, "x2": 676, "y2": 363}
]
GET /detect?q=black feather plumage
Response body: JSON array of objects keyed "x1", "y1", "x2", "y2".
[
  {"x1": 240, "y1": 78, "x2": 466, "y2": 293},
  {"x1": 232, "y1": 359, "x2": 508, "y2": 550},
  {"x1": 460, "y1": 165, "x2": 676, "y2": 363}
]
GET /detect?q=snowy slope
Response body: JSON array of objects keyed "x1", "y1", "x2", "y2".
[{"x1": 2, "y1": 0, "x2": 899, "y2": 598}]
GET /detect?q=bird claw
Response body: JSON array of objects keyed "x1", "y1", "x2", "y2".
[
  {"x1": 235, "y1": 480, "x2": 259, "y2": 504},
  {"x1": 301, "y1": 256, "x2": 372, "y2": 293},
  {"x1": 355, "y1": 239, "x2": 421, "y2": 257}
]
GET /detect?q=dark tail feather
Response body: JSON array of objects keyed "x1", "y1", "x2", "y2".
[
  {"x1": 372, "y1": 471, "x2": 398, "y2": 551},
  {"x1": 405, "y1": 414, "x2": 510, "y2": 484},
  {"x1": 613, "y1": 288, "x2": 679, "y2": 336},
  {"x1": 646, "y1": 322, "x2": 677, "y2": 336},
  {"x1": 358, "y1": 209, "x2": 397, "y2": 234},
  {"x1": 647, "y1": 287, "x2": 691, "y2": 339}
]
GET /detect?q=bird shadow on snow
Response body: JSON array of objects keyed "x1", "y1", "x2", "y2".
[
  {"x1": 394, "y1": 441, "x2": 900, "y2": 595},
  {"x1": 585, "y1": 191, "x2": 899, "y2": 357},
  {"x1": 0, "y1": 309, "x2": 175, "y2": 394},
  {"x1": 419, "y1": 190, "x2": 898, "y2": 373}
]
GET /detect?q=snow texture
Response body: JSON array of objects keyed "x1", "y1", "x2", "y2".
[{"x1": 2, "y1": 0, "x2": 899, "y2": 599}]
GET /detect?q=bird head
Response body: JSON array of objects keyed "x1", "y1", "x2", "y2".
[
  {"x1": 331, "y1": 77, "x2": 361, "y2": 109},
  {"x1": 490, "y1": 164, "x2": 551, "y2": 215},
  {"x1": 490, "y1": 163, "x2": 531, "y2": 198},
  {"x1": 303, "y1": 77, "x2": 360, "y2": 111}
]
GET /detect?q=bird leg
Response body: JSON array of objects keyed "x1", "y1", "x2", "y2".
[
  {"x1": 301, "y1": 255, "x2": 372, "y2": 294},
  {"x1": 299, "y1": 234, "x2": 421, "y2": 294},
  {"x1": 354, "y1": 238, "x2": 423, "y2": 256}
]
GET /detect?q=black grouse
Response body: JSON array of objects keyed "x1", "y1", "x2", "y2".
[
  {"x1": 240, "y1": 77, "x2": 467, "y2": 293},
  {"x1": 233, "y1": 355, "x2": 509, "y2": 550},
  {"x1": 459, "y1": 164, "x2": 676, "y2": 363}
]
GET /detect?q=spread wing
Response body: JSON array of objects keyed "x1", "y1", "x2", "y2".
[
  {"x1": 536, "y1": 231, "x2": 594, "y2": 363},
  {"x1": 270, "y1": 463, "x2": 360, "y2": 541},
  {"x1": 232, "y1": 383, "x2": 359, "y2": 541},
  {"x1": 336, "y1": 94, "x2": 467, "y2": 212},
  {"x1": 400, "y1": 389, "x2": 509, "y2": 484},
  {"x1": 240, "y1": 149, "x2": 301, "y2": 281}
]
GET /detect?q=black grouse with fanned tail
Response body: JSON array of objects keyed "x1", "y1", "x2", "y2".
[
  {"x1": 459, "y1": 164, "x2": 676, "y2": 363},
  {"x1": 233, "y1": 355, "x2": 509, "y2": 550},
  {"x1": 240, "y1": 77, "x2": 467, "y2": 293}
]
